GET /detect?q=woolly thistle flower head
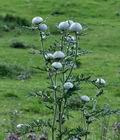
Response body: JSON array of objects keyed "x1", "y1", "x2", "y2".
[
  {"x1": 64, "y1": 82, "x2": 74, "y2": 90},
  {"x1": 69, "y1": 22, "x2": 82, "y2": 33},
  {"x1": 81, "y1": 95, "x2": 90, "y2": 102},
  {"x1": 39, "y1": 24, "x2": 48, "y2": 31},
  {"x1": 58, "y1": 21, "x2": 70, "y2": 30},
  {"x1": 16, "y1": 124, "x2": 24, "y2": 128},
  {"x1": 52, "y1": 62, "x2": 62, "y2": 69},
  {"x1": 45, "y1": 53, "x2": 53, "y2": 60},
  {"x1": 32, "y1": 16, "x2": 43, "y2": 25},
  {"x1": 53, "y1": 51, "x2": 65, "y2": 59},
  {"x1": 95, "y1": 78, "x2": 106, "y2": 85}
]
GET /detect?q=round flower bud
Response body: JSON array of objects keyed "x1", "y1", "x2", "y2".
[
  {"x1": 32, "y1": 16, "x2": 43, "y2": 25},
  {"x1": 39, "y1": 24, "x2": 48, "y2": 31},
  {"x1": 81, "y1": 95, "x2": 90, "y2": 102},
  {"x1": 53, "y1": 51, "x2": 65, "y2": 59},
  {"x1": 52, "y1": 62, "x2": 62, "y2": 69},
  {"x1": 45, "y1": 53, "x2": 53, "y2": 60},
  {"x1": 66, "y1": 35, "x2": 76, "y2": 44},
  {"x1": 58, "y1": 21, "x2": 69, "y2": 30},
  {"x1": 64, "y1": 82, "x2": 74, "y2": 90},
  {"x1": 96, "y1": 78, "x2": 106, "y2": 85},
  {"x1": 16, "y1": 124, "x2": 24, "y2": 128},
  {"x1": 69, "y1": 22, "x2": 82, "y2": 32}
]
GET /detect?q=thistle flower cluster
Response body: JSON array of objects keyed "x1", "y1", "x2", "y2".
[
  {"x1": 10, "y1": 16, "x2": 108, "y2": 140},
  {"x1": 32, "y1": 16, "x2": 48, "y2": 32},
  {"x1": 95, "y1": 78, "x2": 106, "y2": 85},
  {"x1": 58, "y1": 20, "x2": 82, "y2": 33},
  {"x1": 30, "y1": 16, "x2": 108, "y2": 140}
]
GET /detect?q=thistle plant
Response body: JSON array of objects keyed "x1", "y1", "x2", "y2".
[
  {"x1": 28, "y1": 16, "x2": 120, "y2": 140},
  {"x1": 12, "y1": 16, "x2": 119, "y2": 140}
]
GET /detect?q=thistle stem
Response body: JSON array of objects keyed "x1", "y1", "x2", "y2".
[
  {"x1": 52, "y1": 73, "x2": 58, "y2": 140},
  {"x1": 65, "y1": 63, "x2": 74, "y2": 82},
  {"x1": 65, "y1": 32, "x2": 79, "y2": 82},
  {"x1": 85, "y1": 123, "x2": 89, "y2": 140},
  {"x1": 61, "y1": 32, "x2": 65, "y2": 51},
  {"x1": 40, "y1": 31, "x2": 46, "y2": 60},
  {"x1": 58, "y1": 101, "x2": 62, "y2": 140},
  {"x1": 52, "y1": 100, "x2": 57, "y2": 140},
  {"x1": 75, "y1": 32, "x2": 79, "y2": 64}
]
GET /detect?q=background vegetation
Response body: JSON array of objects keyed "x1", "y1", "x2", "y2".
[{"x1": 0, "y1": 0, "x2": 120, "y2": 139}]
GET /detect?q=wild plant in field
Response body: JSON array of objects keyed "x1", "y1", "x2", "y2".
[
  {"x1": 29, "y1": 16, "x2": 105, "y2": 140},
  {"x1": 9, "y1": 16, "x2": 119, "y2": 140}
]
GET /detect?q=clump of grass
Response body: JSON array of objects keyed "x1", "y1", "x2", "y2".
[
  {"x1": 115, "y1": 11, "x2": 120, "y2": 16},
  {"x1": 4, "y1": 93, "x2": 19, "y2": 99},
  {"x1": 0, "y1": 63, "x2": 22, "y2": 78},
  {"x1": 17, "y1": 70, "x2": 33, "y2": 80},
  {"x1": 0, "y1": 14, "x2": 30, "y2": 32},
  {"x1": 10, "y1": 41, "x2": 34, "y2": 49},
  {"x1": 23, "y1": 106, "x2": 41, "y2": 114},
  {"x1": 22, "y1": 104, "x2": 48, "y2": 114},
  {"x1": 0, "y1": 63, "x2": 33, "y2": 79},
  {"x1": 3, "y1": 14, "x2": 30, "y2": 26},
  {"x1": 51, "y1": 10, "x2": 65, "y2": 16}
]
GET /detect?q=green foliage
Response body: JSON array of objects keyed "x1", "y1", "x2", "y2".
[
  {"x1": 10, "y1": 41, "x2": 33, "y2": 49},
  {"x1": 0, "y1": 63, "x2": 23, "y2": 78},
  {"x1": 0, "y1": 14, "x2": 30, "y2": 31},
  {"x1": 0, "y1": 63, "x2": 34, "y2": 80},
  {"x1": 3, "y1": 14, "x2": 30, "y2": 26},
  {"x1": 0, "y1": 0, "x2": 120, "y2": 139}
]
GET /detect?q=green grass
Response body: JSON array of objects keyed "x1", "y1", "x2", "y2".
[{"x1": 0, "y1": 0, "x2": 120, "y2": 139}]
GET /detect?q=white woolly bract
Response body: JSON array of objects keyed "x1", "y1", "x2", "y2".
[
  {"x1": 52, "y1": 62, "x2": 63, "y2": 69},
  {"x1": 39, "y1": 24, "x2": 48, "y2": 31},
  {"x1": 58, "y1": 21, "x2": 70, "y2": 30},
  {"x1": 81, "y1": 95, "x2": 90, "y2": 102},
  {"x1": 53, "y1": 51, "x2": 65, "y2": 59},
  {"x1": 64, "y1": 82, "x2": 74, "y2": 90},
  {"x1": 96, "y1": 78, "x2": 106, "y2": 84},
  {"x1": 45, "y1": 53, "x2": 53, "y2": 60},
  {"x1": 32, "y1": 16, "x2": 43, "y2": 24},
  {"x1": 69, "y1": 22, "x2": 82, "y2": 32},
  {"x1": 16, "y1": 124, "x2": 24, "y2": 128}
]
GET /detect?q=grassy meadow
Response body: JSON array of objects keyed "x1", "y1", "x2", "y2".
[{"x1": 0, "y1": 0, "x2": 120, "y2": 139}]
